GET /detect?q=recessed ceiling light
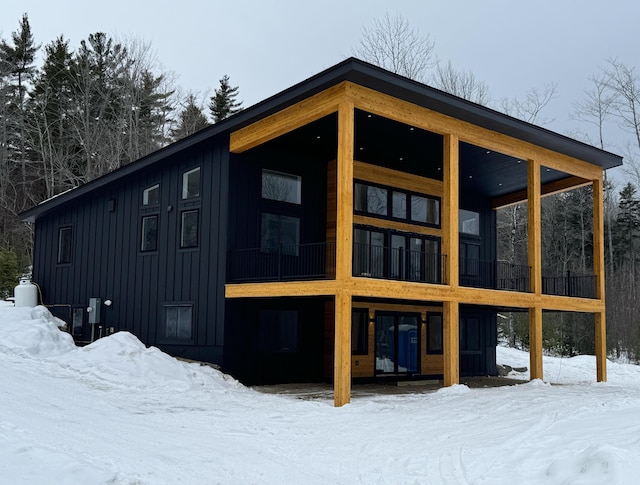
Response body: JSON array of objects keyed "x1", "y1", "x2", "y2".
[
  {"x1": 367, "y1": 114, "x2": 372, "y2": 118},
  {"x1": 399, "y1": 157, "x2": 404, "y2": 161},
  {"x1": 546, "y1": 168, "x2": 551, "y2": 172},
  {"x1": 359, "y1": 147, "x2": 364, "y2": 151},
  {"x1": 486, "y1": 150, "x2": 491, "y2": 154},
  {"x1": 409, "y1": 127, "x2": 414, "y2": 131},
  {"x1": 469, "y1": 175, "x2": 473, "y2": 179},
  {"x1": 316, "y1": 135, "x2": 321, "y2": 139},
  {"x1": 499, "y1": 183, "x2": 503, "y2": 186}
]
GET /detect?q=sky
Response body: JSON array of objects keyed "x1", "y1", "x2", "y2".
[
  {"x1": 4, "y1": 301, "x2": 640, "y2": 484},
  {"x1": 2, "y1": 1, "x2": 639, "y2": 166}
]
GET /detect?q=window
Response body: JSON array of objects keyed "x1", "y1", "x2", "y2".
[
  {"x1": 351, "y1": 309, "x2": 368, "y2": 355},
  {"x1": 182, "y1": 167, "x2": 200, "y2": 199},
  {"x1": 261, "y1": 213, "x2": 300, "y2": 256},
  {"x1": 181, "y1": 210, "x2": 199, "y2": 248},
  {"x1": 411, "y1": 195, "x2": 440, "y2": 225},
  {"x1": 460, "y1": 210, "x2": 480, "y2": 235},
  {"x1": 353, "y1": 228, "x2": 385, "y2": 277},
  {"x1": 258, "y1": 309, "x2": 298, "y2": 352},
  {"x1": 141, "y1": 215, "x2": 158, "y2": 252},
  {"x1": 355, "y1": 183, "x2": 387, "y2": 215},
  {"x1": 392, "y1": 191, "x2": 406, "y2": 218},
  {"x1": 427, "y1": 313, "x2": 443, "y2": 354},
  {"x1": 143, "y1": 184, "x2": 160, "y2": 205},
  {"x1": 57, "y1": 227, "x2": 72, "y2": 264},
  {"x1": 164, "y1": 304, "x2": 193, "y2": 340},
  {"x1": 72, "y1": 307, "x2": 84, "y2": 336},
  {"x1": 262, "y1": 170, "x2": 301, "y2": 204}
]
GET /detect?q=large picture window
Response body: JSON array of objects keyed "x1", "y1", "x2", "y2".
[
  {"x1": 181, "y1": 210, "x2": 199, "y2": 248},
  {"x1": 141, "y1": 215, "x2": 158, "y2": 252},
  {"x1": 182, "y1": 167, "x2": 200, "y2": 199},
  {"x1": 164, "y1": 304, "x2": 193, "y2": 340},
  {"x1": 261, "y1": 213, "x2": 300, "y2": 256},
  {"x1": 57, "y1": 226, "x2": 72, "y2": 264},
  {"x1": 258, "y1": 309, "x2": 298, "y2": 352},
  {"x1": 262, "y1": 169, "x2": 301, "y2": 204}
]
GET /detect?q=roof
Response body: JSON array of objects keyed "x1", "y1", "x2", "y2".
[{"x1": 21, "y1": 57, "x2": 623, "y2": 223}]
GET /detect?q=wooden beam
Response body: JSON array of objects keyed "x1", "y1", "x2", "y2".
[
  {"x1": 492, "y1": 175, "x2": 591, "y2": 209},
  {"x1": 443, "y1": 300, "x2": 459, "y2": 386},
  {"x1": 334, "y1": 291, "x2": 351, "y2": 406},
  {"x1": 348, "y1": 83, "x2": 603, "y2": 180},
  {"x1": 595, "y1": 311, "x2": 607, "y2": 382},
  {"x1": 229, "y1": 82, "x2": 345, "y2": 153},
  {"x1": 353, "y1": 160, "x2": 443, "y2": 196},
  {"x1": 443, "y1": 134, "x2": 459, "y2": 288},
  {"x1": 529, "y1": 306, "x2": 543, "y2": 380},
  {"x1": 225, "y1": 280, "x2": 340, "y2": 298},
  {"x1": 353, "y1": 215, "x2": 441, "y2": 238},
  {"x1": 528, "y1": 159, "x2": 542, "y2": 295}
]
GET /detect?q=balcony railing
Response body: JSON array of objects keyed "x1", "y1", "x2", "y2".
[
  {"x1": 352, "y1": 242, "x2": 446, "y2": 284},
  {"x1": 227, "y1": 242, "x2": 336, "y2": 282},
  {"x1": 542, "y1": 269, "x2": 596, "y2": 299},
  {"x1": 460, "y1": 259, "x2": 531, "y2": 292}
]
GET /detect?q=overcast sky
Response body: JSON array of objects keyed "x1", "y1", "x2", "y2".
[{"x1": 2, "y1": 0, "x2": 639, "y2": 171}]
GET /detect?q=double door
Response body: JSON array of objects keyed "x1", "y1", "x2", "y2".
[{"x1": 375, "y1": 312, "x2": 420, "y2": 375}]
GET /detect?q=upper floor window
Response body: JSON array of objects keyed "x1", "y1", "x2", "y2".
[
  {"x1": 182, "y1": 167, "x2": 200, "y2": 199},
  {"x1": 143, "y1": 184, "x2": 160, "y2": 205},
  {"x1": 459, "y1": 210, "x2": 480, "y2": 235},
  {"x1": 354, "y1": 180, "x2": 440, "y2": 227},
  {"x1": 141, "y1": 215, "x2": 158, "y2": 252},
  {"x1": 261, "y1": 213, "x2": 299, "y2": 256},
  {"x1": 181, "y1": 210, "x2": 199, "y2": 248},
  {"x1": 57, "y1": 226, "x2": 72, "y2": 264},
  {"x1": 262, "y1": 169, "x2": 301, "y2": 204}
]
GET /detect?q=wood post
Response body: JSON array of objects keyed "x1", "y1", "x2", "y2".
[
  {"x1": 333, "y1": 100, "x2": 355, "y2": 407},
  {"x1": 593, "y1": 177, "x2": 607, "y2": 382},
  {"x1": 443, "y1": 300, "x2": 459, "y2": 386},
  {"x1": 528, "y1": 159, "x2": 543, "y2": 381},
  {"x1": 595, "y1": 311, "x2": 607, "y2": 382}
]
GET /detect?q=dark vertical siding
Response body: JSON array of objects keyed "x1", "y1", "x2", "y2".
[{"x1": 31, "y1": 134, "x2": 229, "y2": 366}]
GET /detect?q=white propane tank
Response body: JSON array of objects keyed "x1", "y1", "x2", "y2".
[{"x1": 14, "y1": 278, "x2": 38, "y2": 307}]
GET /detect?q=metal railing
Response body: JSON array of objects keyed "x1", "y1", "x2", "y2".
[
  {"x1": 227, "y1": 242, "x2": 336, "y2": 282},
  {"x1": 459, "y1": 259, "x2": 531, "y2": 292},
  {"x1": 542, "y1": 269, "x2": 596, "y2": 299},
  {"x1": 352, "y1": 242, "x2": 446, "y2": 284}
]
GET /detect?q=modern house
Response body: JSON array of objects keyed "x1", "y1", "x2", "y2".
[{"x1": 21, "y1": 58, "x2": 622, "y2": 406}]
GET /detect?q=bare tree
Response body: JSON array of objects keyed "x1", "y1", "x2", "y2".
[
  {"x1": 352, "y1": 12, "x2": 435, "y2": 81},
  {"x1": 432, "y1": 60, "x2": 490, "y2": 104},
  {"x1": 499, "y1": 83, "x2": 557, "y2": 125}
]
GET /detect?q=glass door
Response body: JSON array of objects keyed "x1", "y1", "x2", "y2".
[{"x1": 375, "y1": 312, "x2": 420, "y2": 374}]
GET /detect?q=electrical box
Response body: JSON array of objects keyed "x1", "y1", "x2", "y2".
[{"x1": 88, "y1": 298, "x2": 101, "y2": 325}]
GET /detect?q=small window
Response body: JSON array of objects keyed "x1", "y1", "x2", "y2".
[
  {"x1": 262, "y1": 169, "x2": 301, "y2": 204},
  {"x1": 411, "y1": 195, "x2": 440, "y2": 225},
  {"x1": 392, "y1": 191, "x2": 406, "y2": 218},
  {"x1": 180, "y1": 210, "x2": 199, "y2": 248},
  {"x1": 258, "y1": 309, "x2": 298, "y2": 352},
  {"x1": 182, "y1": 167, "x2": 200, "y2": 199},
  {"x1": 164, "y1": 304, "x2": 193, "y2": 340},
  {"x1": 427, "y1": 313, "x2": 443, "y2": 354},
  {"x1": 143, "y1": 184, "x2": 160, "y2": 205},
  {"x1": 57, "y1": 227, "x2": 72, "y2": 264},
  {"x1": 460, "y1": 209, "x2": 480, "y2": 235},
  {"x1": 72, "y1": 307, "x2": 84, "y2": 336},
  {"x1": 351, "y1": 309, "x2": 368, "y2": 355},
  {"x1": 261, "y1": 213, "x2": 300, "y2": 256},
  {"x1": 355, "y1": 183, "x2": 387, "y2": 215},
  {"x1": 141, "y1": 215, "x2": 158, "y2": 252}
]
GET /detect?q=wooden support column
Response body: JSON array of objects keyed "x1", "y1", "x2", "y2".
[
  {"x1": 333, "y1": 100, "x2": 354, "y2": 407},
  {"x1": 528, "y1": 159, "x2": 543, "y2": 380},
  {"x1": 593, "y1": 176, "x2": 607, "y2": 382},
  {"x1": 443, "y1": 134, "x2": 459, "y2": 386}
]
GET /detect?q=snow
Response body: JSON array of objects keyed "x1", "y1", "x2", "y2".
[{"x1": 2, "y1": 301, "x2": 640, "y2": 484}]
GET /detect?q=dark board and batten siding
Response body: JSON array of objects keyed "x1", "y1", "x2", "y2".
[{"x1": 32, "y1": 136, "x2": 230, "y2": 365}]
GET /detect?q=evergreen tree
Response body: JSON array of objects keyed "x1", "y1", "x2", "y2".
[
  {"x1": 613, "y1": 182, "x2": 640, "y2": 269},
  {"x1": 209, "y1": 75, "x2": 242, "y2": 122},
  {"x1": 172, "y1": 93, "x2": 209, "y2": 140}
]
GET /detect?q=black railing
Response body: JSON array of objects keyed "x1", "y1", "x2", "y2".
[
  {"x1": 460, "y1": 259, "x2": 531, "y2": 292},
  {"x1": 227, "y1": 242, "x2": 336, "y2": 282},
  {"x1": 353, "y1": 242, "x2": 446, "y2": 284},
  {"x1": 542, "y1": 269, "x2": 596, "y2": 299}
]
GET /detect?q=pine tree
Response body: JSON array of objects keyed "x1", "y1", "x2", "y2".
[
  {"x1": 613, "y1": 182, "x2": 640, "y2": 269},
  {"x1": 209, "y1": 74, "x2": 242, "y2": 122},
  {"x1": 172, "y1": 94, "x2": 209, "y2": 141}
]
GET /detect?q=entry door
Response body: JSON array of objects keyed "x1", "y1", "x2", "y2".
[{"x1": 375, "y1": 312, "x2": 420, "y2": 374}]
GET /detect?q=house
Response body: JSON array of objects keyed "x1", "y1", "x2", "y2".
[{"x1": 21, "y1": 58, "x2": 622, "y2": 406}]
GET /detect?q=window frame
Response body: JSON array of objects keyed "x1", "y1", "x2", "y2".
[
  {"x1": 351, "y1": 309, "x2": 369, "y2": 355},
  {"x1": 261, "y1": 169, "x2": 302, "y2": 205},
  {"x1": 260, "y1": 212, "x2": 300, "y2": 256},
  {"x1": 426, "y1": 312, "x2": 443, "y2": 354},
  {"x1": 140, "y1": 215, "x2": 159, "y2": 252},
  {"x1": 180, "y1": 209, "x2": 199, "y2": 249},
  {"x1": 57, "y1": 226, "x2": 72, "y2": 265},
  {"x1": 182, "y1": 167, "x2": 201, "y2": 200},
  {"x1": 161, "y1": 303, "x2": 195, "y2": 343},
  {"x1": 142, "y1": 183, "x2": 160, "y2": 206}
]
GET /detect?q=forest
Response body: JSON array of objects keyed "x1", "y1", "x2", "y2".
[{"x1": 2, "y1": 13, "x2": 640, "y2": 361}]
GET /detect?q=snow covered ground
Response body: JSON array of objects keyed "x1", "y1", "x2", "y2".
[{"x1": 2, "y1": 301, "x2": 640, "y2": 485}]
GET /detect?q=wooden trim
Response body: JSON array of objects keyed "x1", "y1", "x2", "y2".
[
  {"x1": 225, "y1": 280, "x2": 340, "y2": 298},
  {"x1": 334, "y1": 291, "x2": 351, "y2": 406},
  {"x1": 348, "y1": 83, "x2": 603, "y2": 180},
  {"x1": 443, "y1": 134, "x2": 459, "y2": 288},
  {"x1": 353, "y1": 160, "x2": 443, "y2": 196},
  {"x1": 529, "y1": 306, "x2": 543, "y2": 380},
  {"x1": 353, "y1": 215, "x2": 442, "y2": 238},
  {"x1": 528, "y1": 160, "x2": 542, "y2": 295},
  {"x1": 596, "y1": 311, "x2": 607, "y2": 382},
  {"x1": 229, "y1": 82, "x2": 345, "y2": 153},
  {"x1": 492, "y1": 175, "x2": 591, "y2": 209},
  {"x1": 443, "y1": 300, "x2": 459, "y2": 386}
]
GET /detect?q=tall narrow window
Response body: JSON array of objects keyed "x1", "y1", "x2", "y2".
[
  {"x1": 182, "y1": 167, "x2": 200, "y2": 199},
  {"x1": 141, "y1": 215, "x2": 158, "y2": 252},
  {"x1": 72, "y1": 307, "x2": 84, "y2": 336},
  {"x1": 57, "y1": 227, "x2": 72, "y2": 264},
  {"x1": 262, "y1": 170, "x2": 301, "y2": 204},
  {"x1": 181, "y1": 210, "x2": 199, "y2": 248},
  {"x1": 143, "y1": 184, "x2": 160, "y2": 205},
  {"x1": 351, "y1": 309, "x2": 368, "y2": 355},
  {"x1": 427, "y1": 313, "x2": 443, "y2": 354},
  {"x1": 164, "y1": 304, "x2": 193, "y2": 340}
]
